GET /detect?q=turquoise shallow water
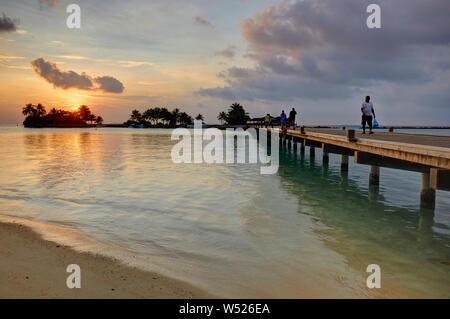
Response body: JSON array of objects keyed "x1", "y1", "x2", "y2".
[{"x1": 0, "y1": 126, "x2": 449, "y2": 297}]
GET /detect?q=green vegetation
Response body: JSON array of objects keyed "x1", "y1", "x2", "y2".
[
  {"x1": 22, "y1": 103, "x2": 102, "y2": 127},
  {"x1": 195, "y1": 114, "x2": 204, "y2": 122},
  {"x1": 217, "y1": 103, "x2": 250, "y2": 125},
  {"x1": 125, "y1": 107, "x2": 194, "y2": 127}
]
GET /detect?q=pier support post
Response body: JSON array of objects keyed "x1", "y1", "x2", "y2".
[
  {"x1": 310, "y1": 147, "x2": 315, "y2": 157},
  {"x1": 323, "y1": 152, "x2": 329, "y2": 164},
  {"x1": 368, "y1": 184, "x2": 380, "y2": 201},
  {"x1": 300, "y1": 144, "x2": 305, "y2": 155},
  {"x1": 369, "y1": 165, "x2": 380, "y2": 185},
  {"x1": 341, "y1": 155, "x2": 349, "y2": 172},
  {"x1": 420, "y1": 169, "x2": 436, "y2": 209},
  {"x1": 418, "y1": 207, "x2": 435, "y2": 231}
]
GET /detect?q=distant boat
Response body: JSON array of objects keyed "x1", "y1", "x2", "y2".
[{"x1": 128, "y1": 123, "x2": 143, "y2": 128}]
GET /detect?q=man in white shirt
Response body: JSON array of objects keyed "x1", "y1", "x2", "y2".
[{"x1": 361, "y1": 96, "x2": 376, "y2": 134}]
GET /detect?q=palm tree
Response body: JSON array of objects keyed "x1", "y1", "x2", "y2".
[
  {"x1": 160, "y1": 108, "x2": 172, "y2": 125},
  {"x1": 35, "y1": 103, "x2": 46, "y2": 117},
  {"x1": 95, "y1": 116, "x2": 103, "y2": 125},
  {"x1": 225, "y1": 103, "x2": 250, "y2": 125},
  {"x1": 78, "y1": 105, "x2": 92, "y2": 123},
  {"x1": 217, "y1": 111, "x2": 227, "y2": 124},
  {"x1": 22, "y1": 103, "x2": 35, "y2": 117},
  {"x1": 130, "y1": 109, "x2": 142, "y2": 123},
  {"x1": 141, "y1": 109, "x2": 152, "y2": 125},
  {"x1": 176, "y1": 112, "x2": 190, "y2": 126},
  {"x1": 88, "y1": 114, "x2": 96, "y2": 124},
  {"x1": 153, "y1": 107, "x2": 162, "y2": 124},
  {"x1": 195, "y1": 113, "x2": 204, "y2": 122},
  {"x1": 170, "y1": 108, "x2": 181, "y2": 126}
]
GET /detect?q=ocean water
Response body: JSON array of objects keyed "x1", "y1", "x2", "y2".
[{"x1": 0, "y1": 125, "x2": 449, "y2": 297}]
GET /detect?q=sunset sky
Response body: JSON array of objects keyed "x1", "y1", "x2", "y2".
[{"x1": 1, "y1": 0, "x2": 449, "y2": 125}]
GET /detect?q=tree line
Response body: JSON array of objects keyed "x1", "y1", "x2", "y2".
[
  {"x1": 22, "y1": 104, "x2": 103, "y2": 127},
  {"x1": 21, "y1": 102, "x2": 252, "y2": 128},
  {"x1": 125, "y1": 107, "x2": 199, "y2": 127},
  {"x1": 126, "y1": 103, "x2": 250, "y2": 127}
]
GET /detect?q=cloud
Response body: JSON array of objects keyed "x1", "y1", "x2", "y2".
[
  {"x1": 199, "y1": 0, "x2": 450, "y2": 102},
  {"x1": 194, "y1": 16, "x2": 214, "y2": 28},
  {"x1": 0, "y1": 54, "x2": 26, "y2": 60},
  {"x1": 198, "y1": 67, "x2": 358, "y2": 102},
  {"x1": 94, "y1": 76, "x2": 125, "y2": 93},
  {"x1": 52, "y1": 56, "x2": 154, "y2": 68},
  {"x1": 0, "y1": 54, "x2": 29, "y2": 70},
  {"x1": 55, "y1": 55, "x2": 89, "y2": 60},
  {"x1": 51, "y1": 40, "x2": 65, "y2": 46},
  {"x1": 137, "y1": 81, "x2": 168, "y2": 86},
  {"x1": 239, "y1": 0, "x2": 450, "y2": 84},
  {"x1": 31, "y1": 57, "x2": 125, "y2": 93},
  {"x1": 118, "y1": 60, "x2": 154, "y2": 67},
  {"x1": 0, "y1": 13, "x2": 18, "y2": 33},
  {"x1": 0, "y1": 63, "x2": 31, "y2": 70},
  {"x1": 214, "y1": 45, "x2": 236, "y2": 59}
]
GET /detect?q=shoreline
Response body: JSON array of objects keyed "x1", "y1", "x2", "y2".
[
  {"x1": 0, "y1": 216, "x2": 435, "y2": 299},
  {"x1": 0, "y1": 217, "x2": 213, "y2": 299}
]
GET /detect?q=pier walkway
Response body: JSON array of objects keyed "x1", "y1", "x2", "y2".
[{"x1": 262, "y1": 127, "x2": 450, "y2": 209}]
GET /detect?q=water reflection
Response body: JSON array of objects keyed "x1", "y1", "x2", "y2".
[
  {"x1": 0, "y1": 128, "x2": 448, "y2": 297},
  {"x1": 277, "y1": 144, "x2": 450, "y2": 297}
]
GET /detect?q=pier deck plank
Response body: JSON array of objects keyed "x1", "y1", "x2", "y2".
[{"x1": 305, "y1": 128, "x2": 450, "y2": 149}]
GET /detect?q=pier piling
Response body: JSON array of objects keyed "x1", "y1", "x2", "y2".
[
  {"x1": 341, "y1": 155, "x2": 349, "y2": 172},
  {"x1": 420, "y1": 169, "x2": 437, "y2": 209},
  {"x1": 323, "y1": 152, "x2": 329, "y2": 164},
  {"x1": 369, "y1": 165, "x2": 380, "y2": 185}
]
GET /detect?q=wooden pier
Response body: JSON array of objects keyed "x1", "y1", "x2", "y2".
[{"x1": 262, "y1": 127, "x2": 450, "y2": 209}]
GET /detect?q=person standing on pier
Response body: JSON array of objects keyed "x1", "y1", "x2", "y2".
[
  {"x1": 264, "y1": 114, "x2": 270, "y2": 127},
  {"x1": 289, "y1": 108, "x2": 297, "y2": 129},
  {"x1": 361, "y1": 96, "x2": 376, "y2": 134},
  {"x1": 280, "y1": 110, "x2": 287, "y2": 128}
]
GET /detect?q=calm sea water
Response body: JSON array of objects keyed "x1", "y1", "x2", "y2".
[{"x1": 0, "y1": 125, "x2": 449, "y2": 297}]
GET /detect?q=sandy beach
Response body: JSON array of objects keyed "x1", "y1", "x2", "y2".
[
  {"x1": 0, "y1": 216, "x2": 434, "y2": 299},
  {"x1": 0, "y1": 219, "x2": 212, "y2": 299}
]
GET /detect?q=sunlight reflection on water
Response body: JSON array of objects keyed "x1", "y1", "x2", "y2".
[{"x1": 0, "y1": 126, "x2": 449, "y2": 297}]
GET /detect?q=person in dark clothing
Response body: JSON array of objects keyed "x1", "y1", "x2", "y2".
[
  {"x1": 288, "y1": 108, "x2": 297, "y2": 129},
  {"x1": 361, "y1": 96, "x2": 376, "y2": 134}
]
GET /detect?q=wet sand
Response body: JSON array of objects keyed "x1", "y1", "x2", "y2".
[
  {"x1": 0, "y1": 216, "x2": 433, "y2": 299},
  {"x1": 0, "y1": 219, "x2": 212, "y2": 298}
]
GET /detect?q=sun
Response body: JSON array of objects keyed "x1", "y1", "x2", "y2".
[{"x1": 72, "y1": 106, "x2": 79, "y2": 111}]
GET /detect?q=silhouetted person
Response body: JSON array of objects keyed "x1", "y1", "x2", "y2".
[
  {"x1": 289, "y1": 108, "x2": 297, "y2": 129},
  {"x1": 361, "y1": 96, "x2": 376, "y2": 134}
]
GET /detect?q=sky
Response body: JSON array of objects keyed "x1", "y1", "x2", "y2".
[{"x1": 0, "y1": 0, "x2": 449, "y2": 125}]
